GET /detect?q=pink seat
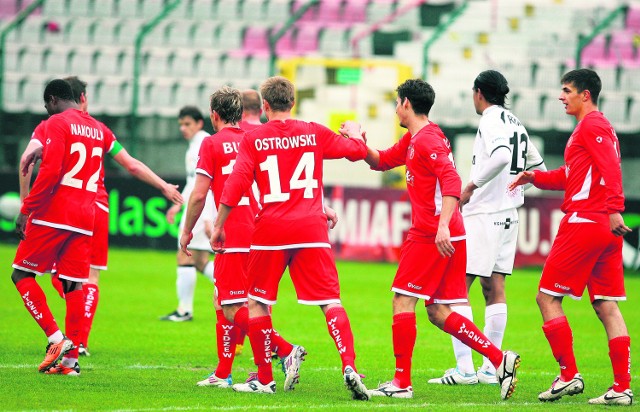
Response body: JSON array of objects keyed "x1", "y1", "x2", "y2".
[
  {"x1": 317, "y1": 0, "x2": 342, "y2": 22},
  {"x1": 581, "y1": 34, "x2": 612, "y2": 66},
  {"x1": 626, "y1": 7, "x2": 640, "y2": 30},
  {"x1": 292, "y1": 0, "x2": 317, "y2": 22},
  {"x1": 242, "y1": 26, "x2": 270, "y2": 55},
  {"x1": 274, "y1": 26, "x2": 296, "y2": 56},
  {"x1": 295, "y1": 24, "x2": 321, "y2": 53},
  {"x1": 343, "y1": 0, "x2": 367, "y2": 23},
  {"x1": 609, "y1": 31, "x2": 636, "y2": 62}
]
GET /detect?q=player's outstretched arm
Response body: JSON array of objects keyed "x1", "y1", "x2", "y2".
[
  {"x1": 179, "y1": 174, "x2": 212, "y2": 256},
  {"x1": 112, "y1": 148, "x2": 183, "y2": 205},
  {"x1": 507, "y1": 171, "x2": 536, "y2": 191},
  {"x1": 18, "y1": 142, "x2": 43, "y2": 202}
]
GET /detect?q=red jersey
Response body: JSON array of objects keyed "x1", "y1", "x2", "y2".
[
  {"x1": 239, "y1": 120, "x2": 261, "y2": 132},
  {"x1": 534, "y1": 111, "x2": 625, "y2": 215},
  {"x1": 220, "y1": 119, "x2": 367, "y2": 248},
  {"x1": 31, "y1": 119, "x2": 115, "y2": 209},
  {"x1": 374, "y1": 123, "x2": 465, "y2": 243},
  {"x1": 21, "y1": 109, "x2": 107, "y2": 235},
  {"x1": 196, "y1": 127, "x2": 258, "y2": 251}
]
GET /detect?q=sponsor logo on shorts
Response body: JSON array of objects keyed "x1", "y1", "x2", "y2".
[
  {"x1": 253, "y1": 287, "x2": 266, "y2": 295},
  {"x1": 22, "y1": 260, "x2": 38, "y2": 267},
  {"x1": 494, "y1": 217, "x2": 518, "y2": 230},
  {"x1": 407, "y1": 282, "x2": 422, "y2": 290},
  {"x1": 229, "y1": 290, "x2": 245, "y2": 296},
  {"x1": 554, "y1": 283, "x2": 570, "y2": 291}
]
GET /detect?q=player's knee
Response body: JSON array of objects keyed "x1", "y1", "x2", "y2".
[
  {"x1": 11, "y1": 269, "x2": 32, "y2": 285},
  {"x1": 62, "y1": 279, "x2": 82, "y2": 294}
]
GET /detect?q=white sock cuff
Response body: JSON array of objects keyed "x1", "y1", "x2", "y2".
[
  {"x1": 485, "y1": 303, "x2": 507, "y2": 318},
  {"x1": 177, "y1": 265, "x2": 197, "y2": 277},
  {"x1": 452, "y1": 305, "x2": 473, "y2": 321}
]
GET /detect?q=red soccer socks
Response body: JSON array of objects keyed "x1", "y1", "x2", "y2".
[
  {"x1": 79, "y1": 283, "x2": 99, "y2": 348},
  {"x1": 444, "y1": 311, "x2": 503, "y2": 368},
  {"x1": 542, "y1": 316, "x2": 579, "y2": 381},
  {"x1": 325, "y1": 306, "x2": 357, "y2": 372},
  {"x1": 392, "y1": 312, "x2": 417, "y2": 388},
  {"x1": 214, "y1": 310, "x2": 237, "y2": 379},
  {"x1": 609, "y1": 335, "x2": 631, "y2": 391},
  {"x1": 16, "y1": 277, "x2": 60, "y2": 338}
]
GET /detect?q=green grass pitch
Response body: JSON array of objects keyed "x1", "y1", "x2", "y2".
[{"x1": 0, "y1": 242, "x2": 638, "y2": 411}]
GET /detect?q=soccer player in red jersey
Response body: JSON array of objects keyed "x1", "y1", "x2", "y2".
[
  {"x1": 20, "y1": 77, "x2": 183, "y2": 358},
  {"x1": 509, "y1": 68, "x2": 633, "y2": 405},
  {"x1": 180, "y1": 86, "x2": 298, "y2": 388},
  {"x1": 210, "y1": 76, "x2": 370, "y2": 400},
  {"x1": 234, "y1": 88, "x2": 263, "y2": 356},
  {"x1": 362, "y1": 79, "x2": 520, "y2": 400},
  {"x1": 11, "y1": 79, "x2": 108, "y2": 375}
]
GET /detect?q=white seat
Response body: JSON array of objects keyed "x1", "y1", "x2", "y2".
[
  {"x1": 213, "y1": 0, "x2": 240, "y2": 20},
  {"x1": 192, "y1": 22, "x2": 218, "y2": 48},
  {"x1": 42, "y1": 45, "x2": 72, "y2": 75},
  {"x1": 165, "y1": 20, "x2": 195, "y2": 48},
  {"x1": 142, "y1": 48, "x2": 171, "y2": 77},
  {"x1": 599, "y1": 92, "x2": 628, "y2": 127},
  {"x1": 91, "y1": 0, "x2": 115, "y2": 17},
  {"x1": 67, "y1": 0, "x2": 90, "y2": 17},
  {"x1": 241, "y1": 0, "x2": 265, "y2": 21},
  {"x1": 191, "y1": 0, "x2": 214, "y2": 20},
  {"x1": 2, "y1": 73, "x2": 28, "y2": 112},
  {"x1": 42, "y1": 0, "x2": 66, "y2": 16},
  {"x1": 140, "y1": 0, "x2": 164, "y2": 18},
  {"x1": 117, "y1": 0, "x2": 140, "y2": 18}
]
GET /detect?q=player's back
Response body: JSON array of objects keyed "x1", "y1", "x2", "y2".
[
  {"x1": 30, "y1": 109, "x2": 106, "y2": 234},
  {"x1": 243, "y1": 118, "x2": 365, "y2": 247},
  {"x1": 197, "y1": 127, "x2": 256, "y2": 250}
]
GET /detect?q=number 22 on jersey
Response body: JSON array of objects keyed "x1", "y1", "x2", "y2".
[{"x1": 60, "y1": 142, "x2": 103, "y2": 192}]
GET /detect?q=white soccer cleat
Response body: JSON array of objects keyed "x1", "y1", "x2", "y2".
[
  {"x1": 496, "y1": 350, "x2": 520, "y2": 400},
  {"x1": 428, "y1": 367, "x2": 479, "y2": 385},
  {"x1": 343, "y1": 366, "x2": 370, "y2": 401},
  {"x1": 477, "y1": 368, "x2": 498, "y2": 385},
  {"x1": 368, "y1": 381, "x2": 413, "y2": 399},
  {"x1": 538, "y1": 373, "x2": 584, "y2": 402},
  {"x1": 588, "y1": 387, "x2": 633, "y2": 405},
  {"x1": 232, "y1": 373, "x2": 276, "y2": 394},
  {"x1": 196, "y1": 372, "x2": 232, "y2": 388},
  {"x1": 282, "y1": 345, "x2": 306, "y2": 391}
]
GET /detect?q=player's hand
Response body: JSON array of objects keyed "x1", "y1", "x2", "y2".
[
  {"x1": 162, "y1": 184, "x2": 183, "y2": 205},
  {"x1": 165, "y1": 204, "x2": 181, "y2": 224},
  {"x1": 508, "y1": 171, "x2": 535, "y2": 191},
  {"x1": 20, "y1": 148, "x2": 42, "y2": 176},
  {"x1": 325, "y1": 205, "x2": 338, "y2": 229},
  {"x1": 610, "y1": 213, "x2": 632, "y2": 237},
  {"x1": 459, "y1": 182, "x2": 476, "y2": 211},
  {"x1": 15, "y1": 212, "x2": 28, "y2": 240},
  {"x1": 210, "y1": 227, "x2": 226, "y2": 254},
  {"x1": 179, "y1": 232, "x2": 193, "y2": 256},
  {"x1": 435, "y1": 225, "x2": 454, "y2": 258},
  {"x1": 339, "y1": 121, "x2": 362, "y2": 140}
]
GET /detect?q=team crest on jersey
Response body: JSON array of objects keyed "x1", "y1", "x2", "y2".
[
  {"x1": 408, "y1": 144, "x2": 415, "y2": 159},
  {"x1": 596, "y1": 136, "x2": 603, "y2": 143},
  {"x1": 406, "y1": 170, "x2": 414, "y2": 186},
  {"x1": 430, "y1": 153, "x2": 437, "y2": 160},
  {"x1": 46, "y1": 138, "x2": 51, "y2": 144}
]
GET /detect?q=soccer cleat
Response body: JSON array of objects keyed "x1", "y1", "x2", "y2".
[
  {"x1": 368, "y1": 381, "x2": 413, "y2": 399},
  {"x1": 159, "y1": 310, "x2": 193, "y2": 322},
  {"x1": 44, "y1": 361, "x2": 80, "y2": 376},
  {"x1": 232, "y1": 373, "x2": 276, "y2": 394},
  {"x1": 38, "y1": 338, "x2": 74, "y2": 373},
  {"x1": 344, "y1": 366, "x2": 370, "y2": 401},
  {"x1": 196, "y1": 372, "x2": 232, "y2": 388},
  {"x1": 282, "y1": 345, "x2": 307, "y2": 391},
  {"x1": 588, "y1": 387, "x2": 633, "y2": 405},
  {"x1": 477, "y1": 368, "x2": 498, "y2": 385},
  {"x1": 428, "y1": 367, "x2": 479, "y2": 385},
  {"x1": 496, "y1": 350, "x2": 520, "y2": 400},
  {"x1": 235, "y1": 344, "x2": 243, "y2": 356},
  {"x1": 78, "y1": 344, "x2": 91, "y2": 357},
  {"x1": 538, "y1": 374, "x2": 584, "y2": 402}
]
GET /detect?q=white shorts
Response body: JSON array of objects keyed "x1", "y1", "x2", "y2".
[
  {"x1": 178, "y1": 190, "x2": 216, "y2": 251},
  {"x1": 464, "y1": 208, "x2": 518, "y2": 278}
]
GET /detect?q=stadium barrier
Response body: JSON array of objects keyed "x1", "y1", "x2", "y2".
[{"x1": 1, "y1": 172, "x2": 639, "y2": 269}]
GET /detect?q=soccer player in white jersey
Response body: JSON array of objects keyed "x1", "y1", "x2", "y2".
[
  {"x1": 428, "y1": 70, "x2": 545, "y2": 385},
  {"x1": 161, "y1": 106, "x2": 216, "y2": 322}
]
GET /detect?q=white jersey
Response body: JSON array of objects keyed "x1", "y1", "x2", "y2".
[
  {"x1": 463, "y1": 105, "x2": 544, "y2": 216},
  {"x1": 179, "y1": 130, "x2": 215, "y2": 250}
]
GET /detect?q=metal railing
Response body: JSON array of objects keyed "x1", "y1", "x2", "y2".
[
  {"x1": 575, "y1": 5, "x2": 628, "y2": 68},
  {"x1": 421, "y1": 1, "x2": 468, "y2": 80}
]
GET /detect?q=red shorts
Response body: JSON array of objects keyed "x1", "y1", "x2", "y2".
[
  {"x1": 13, "y1": 221, "x2": 91, "y2": 282},
  {"x1": 540, "y1": 213, "x2": 625, "y2": 302},
  {"x1": 247, "y1": 247, "x2": 340, "y2": 305},
  {"x1": 90, "y1": 205, "x2": 109, "y2": 270},
  {"x1": 215, "y1": 252, "x2": 249, "y2": 306},
  {"x1": 391, "y1": 239, "x2": 468, "y2": 305}
]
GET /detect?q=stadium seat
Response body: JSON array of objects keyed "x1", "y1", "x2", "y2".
[
  {"x1": 295, "y1": 24, "x2": 321, "y2": 54},
  {"x1": 142, "y1": 48, "x2": 171, "y2": 77},
  {"x1": 140, "y1": 0, "x2": 164, "y2": 18},
  {"x1": 190, "y1": 0, "x2": 214, "y2": 20},
  {"x1": 42, "y1": 45, "x2": 72, "y2": 75},
  {"x1": 0, "y1": 0, "x2": 17, "y2": 18},
  {"x1": 42, "y1": 0, "x2": 66, "y2": 16},
  {"x1": 67, "y1": 45, "x2": 95, "y2": 75},
  {"x1": 167, "y1": 50, "x2": 198, "y2": 77},
  {"x1": 367, "y1": 0, "x2": 396, "y2": 23},
  {"x1": 609, "y1": 31, "x2": 636, "y2": 63},
  {"x1": 94, "y1": 47, "x2": 125, "y2": 76},
  {"x1": 246, "y1": 54, "x2": 271, "y2": 80},
  {"x1": 241, "y1": 25, "x2": 270, "y2": 55},
  {"x1": 626, "y1": 6, "x2": 640, "y2": 30},
  {"x1": 67, "y1": 0, "x2": 90, "y2": 17},
  {"x1": 541, "y1": 93, "x2": 574, "y2": 132},
  {"x1": 214, "y1": 22, "x2": 245, "y2": 49},
  {"x1": 116, "y1": 0, "x2": 140, "y2": 19},
  {"x1": 342, "y1": 0, "x2": 367, "y2": 23},
  {"x1": 240, "y1": 0, "x2": 265, "y2": 21},
  {"x1": 617, "y1": 93, "x2": 640, "y2": 133},
  {"x1": 598, "y1": 92, "x2": 628, "y2": 127},
  {"x1": 213, "y1": 0, "x2": 241, "y2": 20},
  {"x1": 16, "y1": 46, "x2": 44, "y2": 74},
  {"x1": 264, "y1": 0, "x2": 290, "y2": 23},
  {"x1": 580, "y1": 34, "x2": 612, "y2": 67},
  {"x1": 317, "y1": 0, "x2": 342, "y2": 22},
  {"x1": 91, "y1": 18, "x2": 120, "y2": 45},
  {"x1": 91, "y1": 0, "x2": 115, "y2": 17},
  {"x1": 2, "y1": 73, "x2": 29, "y2": 112},
  {"x1": 291, "y1": 0, "x2": 317, "y2": 22}
]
